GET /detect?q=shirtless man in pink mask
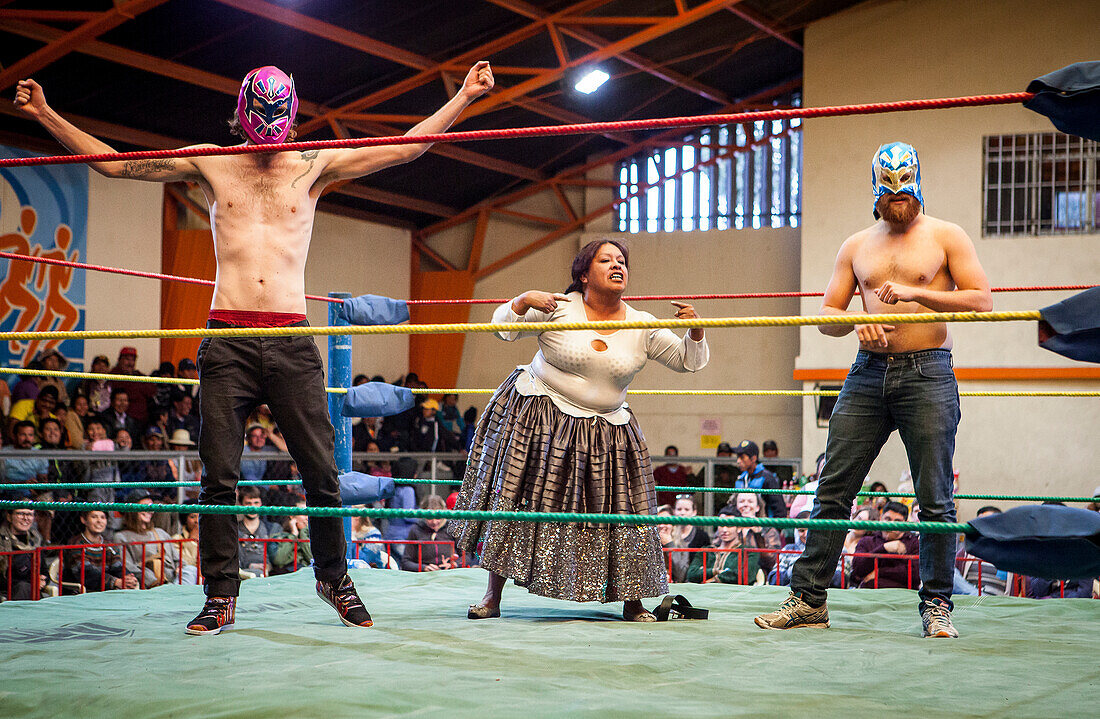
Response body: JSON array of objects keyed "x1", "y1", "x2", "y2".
[{"x1": 16, "y1": 61, "x2": 494, "y2": 634}]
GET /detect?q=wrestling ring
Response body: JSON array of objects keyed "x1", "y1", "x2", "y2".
[{"x1": 1, "y1": 85, "x2": 1099, "y2": 719}]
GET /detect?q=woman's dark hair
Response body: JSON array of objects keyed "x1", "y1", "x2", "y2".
[
  {"x1": 882, "y1": 501, "x2": 910, "y2": 518},
  {"x1": 564, "y1": 239, "x2": 629, "y2": 295}
]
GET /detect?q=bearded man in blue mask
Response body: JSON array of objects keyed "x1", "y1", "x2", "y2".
[{"x1": 755, "y1": 142, "x2": 993, "y2": 639}]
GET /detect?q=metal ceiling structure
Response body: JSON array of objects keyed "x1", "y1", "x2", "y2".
[{"x1": 0, "y1": 0, "x2": 862, "y2": 231}]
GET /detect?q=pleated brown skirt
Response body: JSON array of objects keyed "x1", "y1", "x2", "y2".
[{"x1": 450, "y1": 370, "x2": 668, "y2": 602}]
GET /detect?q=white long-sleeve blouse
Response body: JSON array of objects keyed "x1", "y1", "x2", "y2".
[{"x1": 492, "y1": 292, "x2": 709, "y2": 424}]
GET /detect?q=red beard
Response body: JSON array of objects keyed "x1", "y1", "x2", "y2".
[{"x1": 876, "y1": 194, "x2": 921, "y2": 226}]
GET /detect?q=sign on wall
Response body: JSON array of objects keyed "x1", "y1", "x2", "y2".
[{"x1": 0, "y1": 146, "x2": 88, "y2": 371}]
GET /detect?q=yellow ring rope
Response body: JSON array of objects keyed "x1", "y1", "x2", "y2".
[
  {"x1": 0, "y1": 310, "x2": 1041, "y2": 341},
  {"x1": 8, "y1": 367, "x2": 1092, "y2": 398}
]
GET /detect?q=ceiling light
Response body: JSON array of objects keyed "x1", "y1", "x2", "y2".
[{"x1": 575, "y1": 69, "x2": 610, "y2": 95}]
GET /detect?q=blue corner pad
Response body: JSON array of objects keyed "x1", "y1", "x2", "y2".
[
  {"x1": 339, "y1": 472, "x2": 396, "y2": 506},
  {"x1": 339, "y1": 294, "x2": 410, "y2": 326},
  {"x1": 342, "y1": 382, "x2": 415, "y2": 418}
]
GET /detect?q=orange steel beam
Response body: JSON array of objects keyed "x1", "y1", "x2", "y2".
[
  {"x1": 341, "y1": 119, "x2": 545, "y2": 182},
  {"x1": 0, "y1": 10, "x2": 100, "y2": 21},
  {"x1": 551, "y1": 183, "x2": 578, "y2": 222},
  {"x1": 212, "y1": 0, "x2": 435, "y2": 71},
  {"x1": 0, "y1": 0, "x2": 170, "y2": 92},
  {"x1": 295, "y1": 0, "x2": 618, "y2": 136},
  {"x1": 491, "y1": 207, "x2": 568, "y2": 227},
  {"x1": 165, "y1": 184, "x2": 211, "y2": 226},
  {"x1": 0, "y1": 101, "x2": 182, "y2": 150},
  {"x1": 555, "y1": 16, "x2": 666, "y2": 25},
  {"x1": 1, "y1": 19, "x2": 542, "y2": 184},
  {"x1": 485, "y1": 0, "x2": 732, "y2": 106},
  {"x1": 546, "y1": 22, "x2": 570, "y2": 67},
  {"x1": 0, "y1": 20, "x2": 329, "y2": 114},
  {"x1": 215, "y1": 0, "x2": 611, "y2": 136},
  {"x1": 468, "y1": 211, "x2": 490, "y2": 273},
  {"x1": 336, "y1": 183, "x2": 457, "y2": 218},
  {"x1": 726, "y1": 5, "x2": 802, "y2": 50},
  {"x1": 411, "y1": 235, "x2": 458, "y2": 272},
  {"x1": 460, "y1": 0, "x2": 744, "y2": 121},
  {"x1": 210, "y1": 0, "x2": 628, "y2": 151}
]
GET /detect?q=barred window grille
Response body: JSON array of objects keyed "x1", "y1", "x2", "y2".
[
  {"x1": 983, "y1": 132, "x2": 1099, "y2": 236},
  {"x1": 617, "y1": 99, "x2": 802, "y2": 233}
]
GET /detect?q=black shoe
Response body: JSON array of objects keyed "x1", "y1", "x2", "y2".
[
  {"x1": 316, "y1": 575, "x2": 374, "y2": 628},
  {"x1": 185, "y1": 596, "x2": 236, "y2": 635}
]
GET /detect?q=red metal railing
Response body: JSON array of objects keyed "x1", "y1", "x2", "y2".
[{"x1": 3, "y1": 543, "x2": 1093, "y2": 600}]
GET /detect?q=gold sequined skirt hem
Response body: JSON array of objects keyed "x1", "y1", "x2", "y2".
[{"x1": 451, "y1": 370, "x2": 668, "y2": 603}]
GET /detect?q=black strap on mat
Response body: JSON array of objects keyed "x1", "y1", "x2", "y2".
[{"x1": 653, "y1": 594, "x2": 709, "y2": 621}]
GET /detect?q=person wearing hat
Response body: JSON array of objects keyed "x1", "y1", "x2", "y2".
[
  {"x1": 109, "y1": 346, "x2": 157, "y2": 424},
  {"x1": 167, "y1": 429, "x2": 201, "y2": 484},
  {"x1": 18, "y1": 348, "x2": 70, "y2": 405},
  {"x1": 411, "y1": 397, "x2": 456, "y2": 454},
  {"x1": 730, "y1": 440, "x2": 785, "y2": 519},
  {"x1": 81, "y1": 355, "x2": 114, "y2": 414},
  {"x1": 138, "y1": 425, "x2": 175, "y2": 488},
  {"x1": 7, "y1": 384, "x2": 60, "y2": 440}
]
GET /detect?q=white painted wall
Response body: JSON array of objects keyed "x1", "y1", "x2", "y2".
[
  {"x1": 801, "y1": 0, "x2": 1100, "y2": 513},
  {"x1": 84, "y1": 172, "x2": 163, "y2": 367}
]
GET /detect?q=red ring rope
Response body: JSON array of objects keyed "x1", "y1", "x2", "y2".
[
  {"x1": 0, "y1": 251, "x2": 1090, "y2": 305},
  {"x1": 0, "y1": 250, "x2": 342, "y2": 304},
  {"x1": 0, "y1": 92, "x2": 1034, "y2": 168}
]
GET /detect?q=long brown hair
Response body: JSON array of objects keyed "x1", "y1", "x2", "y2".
[{"x1": 564, "y1": 239, "x2": 629, "y2": 295}]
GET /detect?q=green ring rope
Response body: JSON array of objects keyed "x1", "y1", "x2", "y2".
[
  {"x1": 2, "y1": 480, "x2": 1094, "y2": 504},
  {"x1": 0, "y1": 499, "x2": 971, "y2": 534}
]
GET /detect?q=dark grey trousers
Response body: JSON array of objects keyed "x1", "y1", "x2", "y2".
[{"x1": 197, "y1": 320, "x2": 346, "y2": 597}]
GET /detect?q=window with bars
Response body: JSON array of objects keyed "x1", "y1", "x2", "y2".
[
  {"x1": 616, "y1": 104, "x2": 802, "y2": 233},
  {"x1": 983, "y1": 132, "x2": 1099, "y2": 236}
]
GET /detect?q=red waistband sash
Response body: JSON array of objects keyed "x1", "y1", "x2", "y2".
[{"x1": 208, "y1": 310, "x2": 308, "y2": 328}]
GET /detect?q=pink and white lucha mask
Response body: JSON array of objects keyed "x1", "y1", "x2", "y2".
[{"x1": 236, "y1": 66, "x2": 298, "y2": 145}]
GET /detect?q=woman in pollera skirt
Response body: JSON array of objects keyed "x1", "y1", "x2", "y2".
[{"x1": 451, "y1": 239, "x2": 709, "y2": 622}]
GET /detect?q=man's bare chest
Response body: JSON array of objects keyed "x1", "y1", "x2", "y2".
[
  {"x1": 205, "y1": 156, "x2": 318, "y2": 219},
  {"x1": 853, "y1": 236, "x2": 947, "y2": 290}
]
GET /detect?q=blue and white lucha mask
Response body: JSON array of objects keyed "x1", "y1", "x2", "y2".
[{"x1": 871, "y1": 141, "x2": 924, "y2": 219}]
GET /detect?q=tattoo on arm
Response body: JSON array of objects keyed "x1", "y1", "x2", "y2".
[
  {"x1": 291, "y1": 150, "x2": 320, "y2": 188},
  {"x1": 120, "y1": 159, "x2": 177, "y2": 178}
]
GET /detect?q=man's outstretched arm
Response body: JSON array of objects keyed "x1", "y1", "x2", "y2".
[
  {"x1": 15, "y1": 79, "x2": 206, "y2": 182},
  {"x1": 312, "y1": 61, "x2": 495, "y2": 187}
]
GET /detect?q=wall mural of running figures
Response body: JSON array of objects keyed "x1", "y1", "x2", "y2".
[{"x1": 0, "y1": 145, "x2": 88, "y2": 370}]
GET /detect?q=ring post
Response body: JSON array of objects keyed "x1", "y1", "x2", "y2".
[{"x1": 328, "y1": 292, "x2": 354, "y2": 559}]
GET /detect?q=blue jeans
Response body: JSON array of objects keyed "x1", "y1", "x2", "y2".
[{"x1": 790, "y1": 349, "x2": 960, "y2": 613}]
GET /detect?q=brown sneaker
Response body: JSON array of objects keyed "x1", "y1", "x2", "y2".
[
  {"x1": 185, "y1": 596, "x2": 236, "y2": 635},
  {"x1": 754, "y1": 592, "x2": 829, "y2": 630},
  {"x1": 316, "y1": 575, "x2": 374, "y2": 628},
  {"x1": 921, "y1": 599, "x2": 959, "y2": 638}
]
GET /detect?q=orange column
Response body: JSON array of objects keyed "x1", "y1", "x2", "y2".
[
  {"x1": 160, "y1": 190, "x2": 215, "y2": 365},
  {"x1": 407, "y1": 254, "x2": 476, "y2": 389}
]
